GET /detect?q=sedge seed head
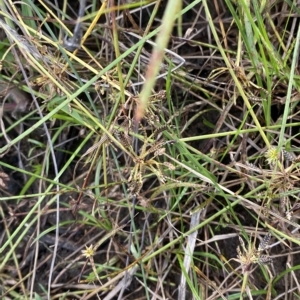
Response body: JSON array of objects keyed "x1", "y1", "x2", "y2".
[
  {"x1": 82, "y1": 245, "x2": 94, "y2": 258},
  {"x1": 265, "y1": 147, "x2": 280, "y2": 165}
]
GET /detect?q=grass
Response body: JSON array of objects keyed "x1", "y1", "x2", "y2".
[{"x1": 0, "y1": 0, "x2": 300, "y2": 299}]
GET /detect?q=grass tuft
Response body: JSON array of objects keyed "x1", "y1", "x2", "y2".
[{"x1": 1, "y1": 0, "x2": 300, "y2": 299}]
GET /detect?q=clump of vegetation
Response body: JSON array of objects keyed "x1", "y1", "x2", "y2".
[{"x1": 1, "y1": 0, "x2": 300, "y2": 299}]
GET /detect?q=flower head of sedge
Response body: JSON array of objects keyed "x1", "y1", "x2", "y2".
[{"x1": 265, "y1": 147, "x2": 280, "y2": 165}]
